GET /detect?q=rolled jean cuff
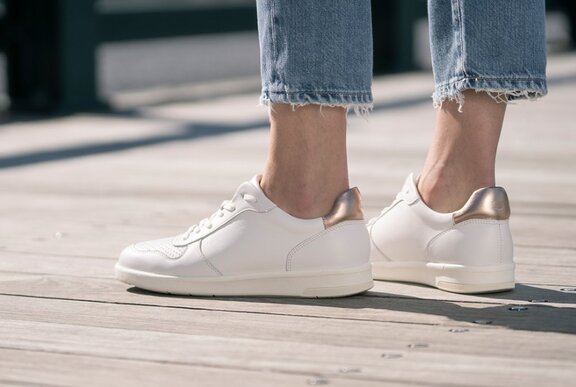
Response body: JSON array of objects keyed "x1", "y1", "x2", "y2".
[
  {"x1": 260, "y1": 87, "x2": 373, "y2": 115},
  {"x1": 432, "y1": 76, "x2": 548, "y2": 110},
  {"x1": 257, "y1": 0, "x2": 373, "y2": 116}
]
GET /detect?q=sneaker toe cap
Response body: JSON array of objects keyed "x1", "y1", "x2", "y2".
[
  {"x1": 117, "y1": 243, "x2": 166, "y2": 273},
  {"x1": 117, "y1": 241, "x2": 220, "y2": 278}
]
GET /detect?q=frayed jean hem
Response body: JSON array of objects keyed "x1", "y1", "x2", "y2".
[
  {"x1": 433, "y1": 77, "x2": 548, "y2": 111},
  {"x1": 259, "y1": 90, "x2": 373, "y2": 116}
]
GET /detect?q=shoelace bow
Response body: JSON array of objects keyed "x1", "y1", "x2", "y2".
[{"x1": 183, "y1": 193, "x2": 257, "y2": 238}]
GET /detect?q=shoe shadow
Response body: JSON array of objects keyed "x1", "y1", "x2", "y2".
[
  {"x1": 127, "y1": 283, "x2": 576, "y2": 335},
  {"x1": 364, "y1": 283, "x2": 576, "y2": 335},
  {"x1": 480, "y1": 283, "x2": 575, "y2": 304}
]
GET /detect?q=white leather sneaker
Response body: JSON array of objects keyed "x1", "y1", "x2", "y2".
[
  {"x1": 368, "y1": 174, "x2": 514, "y2": 294},
  {"x1": 116, "y1": 176, "x2": 373, "y2": 297}
]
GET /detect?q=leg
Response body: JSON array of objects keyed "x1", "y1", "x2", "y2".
[
  {"x1": 257, "y1": 0, "x2": 372, "y2": 218},
  {"x1": 418, "y1": 90, "x2": 506, "y2": 213},
  {"x1": 116, "y1": 0, "x2": 374, "y2": 297},
  {"x1": 261, "y1": 104, "x2": 348, "y2": 218},
  {"x1": 369, "y1": 0, "x2": 547, "y2": 293},
  {"x1": 420, "y1": 0, "x2": 548, "y2": 213}
]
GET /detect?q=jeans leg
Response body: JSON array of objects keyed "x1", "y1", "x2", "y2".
[
  {"x1": 256, "y1": 0, "x2": 373, "y2": 113},
  {"x1": 429, "y1": 0, "x2": 547, "y2": 108}
]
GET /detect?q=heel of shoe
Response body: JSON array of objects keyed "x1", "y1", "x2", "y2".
[
  {"x1": 373, "y1": 261, "x2": 515, "y2": 294},
  {"x1": 432, "y1": 263, "x2": 515, "y2": 293},
  {"x1": 300, "y1": 264, "x2": 373, "y2": 297}
]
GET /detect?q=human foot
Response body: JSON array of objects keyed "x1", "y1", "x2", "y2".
[
  {"x1": 116, "y1": 176, "x2": 372, "y2": 297},
  {"x1": 368, "y1": 174, "x2": 514, "y2": 294}
]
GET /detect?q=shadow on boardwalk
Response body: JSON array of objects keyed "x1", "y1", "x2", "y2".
[{"x1": 128, "y1": 283, "x2": 576, "y2": 335}]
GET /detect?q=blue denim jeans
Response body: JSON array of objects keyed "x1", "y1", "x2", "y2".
[{"x1": 256, "y1": 0, "x2": 547, "y2": 111}]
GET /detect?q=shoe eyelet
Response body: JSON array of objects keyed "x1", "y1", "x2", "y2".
[{"x1": 242, "y1": 194, "x2": 257, "y2": 203}]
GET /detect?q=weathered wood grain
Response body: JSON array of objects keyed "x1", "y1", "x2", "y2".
[
  {"x1": 0, "y1": 53, "x2": 575, "y2": 387},
  {"x1": 1, "y1": 318, "x2": 574, "y2": 387},
  {"x1": 1, "y1": 348, "x2": 371, "y2": 387},
  {"x1": 0, "y1": 274, "x2": 574, "y2": 334},
  {"x1": 1, "y1": 295, "x2": 575, "y2": 359}
]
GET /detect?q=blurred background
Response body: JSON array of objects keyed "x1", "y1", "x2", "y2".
[{"x1": 0, "y1": 0, "x2": 574, "y2": 114}]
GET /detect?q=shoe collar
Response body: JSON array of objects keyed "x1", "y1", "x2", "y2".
[
  {"x1": 243, "y1": 175, "x2": 277, "y2": 212},
  {"x1": 396, "y1": 173, "x2": 421, "y2": 205},
  {"x1": 396, "y1": 173, "x2": 511, "y2": 223},
  {"x1": 172, "y1": 176, "x2": 276, "y2": 246}
]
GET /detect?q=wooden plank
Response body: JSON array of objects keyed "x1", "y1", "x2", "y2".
[
  {"x1": 0, "y1": 318, "x2": 574, "y2": 387},
  {"x1": 0, "y1": 218, "x2": 153, "y2": 258},
  {"x1": 1, "y1": 295, "x2": 575, "y2": 360},
  {"x1": 510, "y1": 215, "x2": 576, "y2": 249},
  {"x1": 0, "y1": 252, "x2": 115, "y2": 278},
  {"x1": 0, "y1": 275, "x2": 574, "y2": 334},
  {"x1": 515, "y1": 245, "x2": 576, "y2": 266},
  {"x1": 0, "y1": 348, "x2": 355, "y2": 387}
]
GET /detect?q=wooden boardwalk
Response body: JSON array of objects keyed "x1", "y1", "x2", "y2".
[{"x1": 1, "y1": 53, "x2": 575, "y2": 386}]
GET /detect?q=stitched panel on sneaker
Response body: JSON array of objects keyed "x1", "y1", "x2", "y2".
[{"x1": 135, "y1": 237, "x2": 187, "y2": 259}]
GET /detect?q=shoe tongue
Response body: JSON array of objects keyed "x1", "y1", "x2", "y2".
[
  {"x1": 249, "y1": 175, "x2": 263, "y2": 190},
  {"x1": 233, "y1": 175, "x2": 276, "y2": 210},
  {"x1": 398, "y1": 173, "x2": 420, "y2": 204}
]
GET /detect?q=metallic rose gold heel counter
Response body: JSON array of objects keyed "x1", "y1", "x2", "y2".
[
  {"x1": 453, "y1": 187, "x2": 511, "y2": 224},
  {"x1": 322, "y1": 187, "x2": 364, "y2": 229}
]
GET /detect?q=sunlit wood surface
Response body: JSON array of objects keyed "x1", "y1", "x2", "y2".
[{"x1": 1, "y1": 53, "x2": 575, "y2": 386}]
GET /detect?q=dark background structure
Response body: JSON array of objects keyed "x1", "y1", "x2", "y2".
[{"x1": 0, "y1": 0, "x2": 573, "y2": 113}]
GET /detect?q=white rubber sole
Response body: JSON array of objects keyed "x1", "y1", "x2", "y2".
[
  {"x1": 372, "y1": 261, "x2": 515, "y2": 294},
  {"x1": 115, "y1": 263, "x2": 373, "y2": 298}
]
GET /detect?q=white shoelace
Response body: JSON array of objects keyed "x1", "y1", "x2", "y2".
[{"x1": 182, "y1": 193, "x2": 257, "y2": 238}]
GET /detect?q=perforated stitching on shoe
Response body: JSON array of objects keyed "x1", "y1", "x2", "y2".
[{"x1": 135, "y1": 239, "x2": 187, "y2": 259}]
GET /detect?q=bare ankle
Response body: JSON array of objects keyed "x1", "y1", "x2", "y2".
[
  {"x1": 419, "y1": 90, "x2": 505, "y2": 213},
  {"x1": 262, "y1": 104, "x2": 349, "y2": 219},
  {"x1": 418, "y1": 168, "x2": 494, "y2": 213},
  {"x1": 260, "y1": 175, "x2": 348, "y2": 219}
]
